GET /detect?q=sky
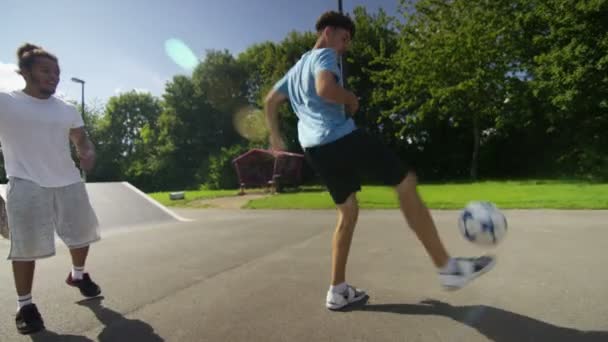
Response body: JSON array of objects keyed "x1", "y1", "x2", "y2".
[{"x1": 1, "y1": 0, "x2": 400, "y2": 105}]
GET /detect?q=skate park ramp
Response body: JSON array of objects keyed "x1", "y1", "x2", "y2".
[{"x1": 0, "y1": 182, "x2": 191, "y2": 233}]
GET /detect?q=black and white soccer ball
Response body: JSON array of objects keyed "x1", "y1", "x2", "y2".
[{"x1": 458, "y1": 201, "x2": 507, "y2": 246}]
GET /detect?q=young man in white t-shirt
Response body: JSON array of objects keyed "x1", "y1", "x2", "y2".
[{"x1": 0, "y1": 43, "x2": 102, "y2": 335}]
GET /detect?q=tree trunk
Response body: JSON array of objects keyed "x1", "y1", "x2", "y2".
[{"x1": 471, "y1": 116, "x2": 480, "y2": 180}]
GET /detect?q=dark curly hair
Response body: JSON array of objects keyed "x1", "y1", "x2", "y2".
[
  {"x1": 17, "y1": 43, "x2": 58, "y2": 72},
  {"x1": 315, "y1": 11, "x2": 355, "y2": 38}
]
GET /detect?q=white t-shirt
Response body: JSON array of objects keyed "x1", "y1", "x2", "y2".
[{"x1": 0, "y1": 90, "x2": 84, "y2": 187}]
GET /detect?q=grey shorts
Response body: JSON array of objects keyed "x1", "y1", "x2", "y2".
[{"x1": 6, "y1": 177, "x2": 100, "y2": 261}]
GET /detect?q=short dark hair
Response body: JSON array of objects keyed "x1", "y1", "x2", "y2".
[
  {"x1": 315, "y1": 11, "x2": 355, "y2": 38},
  {"x1": 17, "y1": 43, "x2": 58, "y2": 72}
]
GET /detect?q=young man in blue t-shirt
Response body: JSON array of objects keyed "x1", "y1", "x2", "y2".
[{"x1": 264, "y1": 11, "x2": 495, "y2": 311}]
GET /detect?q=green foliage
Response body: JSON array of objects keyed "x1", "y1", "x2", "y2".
[
  {"x1": 4, "y1": 2, "x2": 607, "y2": 188},
  {"x1": 89, "y1": 91, "x2": 162, "y2": 188},
  {"x1": 152, "y1": 75, "x2": 216, "y2": 190},
  {"x1": 238, "y1": 31, "x2": 317, "y2": 153},
  {"x1": 205, "y1": 144, "x2": 250, "y2": 190},
  {"x1": 148, "y1": 188, "x2": 238, "y2": 207},
  {"x1": 381, "y1": 0, "x2": 525, "y2": 179},
  {"x1": 523, "y1": 0, "x2": 608, "y2": 178}
]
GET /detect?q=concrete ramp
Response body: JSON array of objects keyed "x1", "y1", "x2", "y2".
[
  {"x1": 83, "y1": 182, "x2": 191, "y2": 228},
  {"x1": 0, "y1": 182, "x2": 190, "y2": 237}
]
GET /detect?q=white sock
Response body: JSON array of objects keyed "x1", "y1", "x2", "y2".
[
  {"x1": 440, "y1": 258, "x2": 459, "y2": 273},
  {"x1": 17, "y1": 294, "x2": 32, "y2": 311},
  {"x1": 72, "y1": 266, "x2": 85, "y2": 280},
  {"x1": 330, "y1": 282, "x2": 348, "y2": 294}
]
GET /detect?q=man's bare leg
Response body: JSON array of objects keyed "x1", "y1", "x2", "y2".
[
  {"x1": 331, "y1": 193, "x2": 359, "y2": 285},
  {"x1": 396, "y1": 172, "x2": 450, "y2": 268}
]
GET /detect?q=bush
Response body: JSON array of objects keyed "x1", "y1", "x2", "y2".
[{"x1": 206, "y1": 144, "x2": 250, "y2": 190}]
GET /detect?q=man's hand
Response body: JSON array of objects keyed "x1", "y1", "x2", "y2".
[
  {"x1": 345, "y1": 92, "x2": 359, "y2": 115},
  {"x1": 70, "y1": 127, "x2": 96, "y2": 173},
  {"x1": 79, "y1": 149, "x2": 96, "y2": 173}
]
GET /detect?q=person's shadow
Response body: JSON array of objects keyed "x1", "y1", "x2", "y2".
[
  {"x1": 349, "y1": 299, "x2": 607, "y2": 341},
  {"x1": 30, "y1": 331, "x2": 93, "y2": 342},
  {"x1": 75, "y1": 296, "x2": 164, "y2": 342}
]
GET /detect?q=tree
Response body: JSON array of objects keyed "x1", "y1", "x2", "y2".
[
  {"x1": 382, "y1": 0, "x2": 524, "y2": 179},
  {"x1": 523, "y1": 0, "x2": 608, "y2": 179},
  {"x1": 93, "y1": 91, "x2": 162, "y2": 187},
  {"x1": 237, "y1": 32, "x2": 317, "y2": 153},
  {"x1": 152, "y1": 75, "x2": 214, "y2": 189},
  {"x1": 347, "y1": 7, "x2": 399, "y2": 135},
  {"x1": 192, "y1": 50, "x2": 248, "y2": 149}
]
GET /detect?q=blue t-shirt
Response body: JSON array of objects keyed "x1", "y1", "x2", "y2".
[{"x1": 273, "y1": 48, "x2": 356, "y2": 148}]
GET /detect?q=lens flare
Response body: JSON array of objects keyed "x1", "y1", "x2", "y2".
[
  {"x1": 233, "y1": 106, "x2": 268, "y2": 142},
  {"x1": 164, "y1": 38, "x2": 199, "y2": 71}
]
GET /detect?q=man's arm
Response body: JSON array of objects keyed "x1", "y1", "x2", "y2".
[
  {"x1": 69, "y1": 127, "x2": 96, "y2": 172},
  {"x1": 315, "y1": 70, "x2": 359, "y2": 114},
  {"x1": 264, "y1": 89, "x2": 288, "y2": 151}
]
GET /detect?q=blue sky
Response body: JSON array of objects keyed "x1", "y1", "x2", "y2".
[{"x1": 1, "y1": 0, "x2": 399, "y2": 105}]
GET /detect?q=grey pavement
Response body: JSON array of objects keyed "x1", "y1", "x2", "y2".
[{"x1": 0, "y1": 208, "x2": 607, "y2": 341}]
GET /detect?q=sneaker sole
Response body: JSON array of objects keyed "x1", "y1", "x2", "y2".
[
  {"x1": 441, "y1": 256, "x2": 497, "y2": 291},
  {"x1": 18, "y1": 323, "x2": 44, "y2": 335},
  {"x1": 66, "y1": 280, "x2": 102, "y2": 298},
  {"x1": 326, "y1": 292, "x2": 368, "y2": 311}
]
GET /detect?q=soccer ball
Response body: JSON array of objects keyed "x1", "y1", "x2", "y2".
[{"x1": 458, "y1": 201, "x2": 507, "y2": 246}]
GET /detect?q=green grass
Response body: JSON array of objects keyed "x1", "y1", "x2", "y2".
[
  {"x1": 149, "y1": 188, "x2": 238, "y2": 207},
  {"x1": 244, "y1": 180, "x2": 608, "y2": 209}
]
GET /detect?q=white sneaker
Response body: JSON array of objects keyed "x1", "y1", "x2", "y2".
[
  {"x1": 325, "y1": 284, "x2": 368, "y2": 310},
  {"x1": 440, "y1": 255, "x2": 496, "y2": 290}
]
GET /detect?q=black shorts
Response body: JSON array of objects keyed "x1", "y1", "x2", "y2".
[{"x1": 304, "y1": 129, "x2": 409, "y2": 204}]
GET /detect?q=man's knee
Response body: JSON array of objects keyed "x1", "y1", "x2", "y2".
[
  {"x1": 337, "y1": 193, "x2": 359, "y2": 226},
  {"x1": 396, "y1": 171, "x2": 418, "y2": 197}
]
